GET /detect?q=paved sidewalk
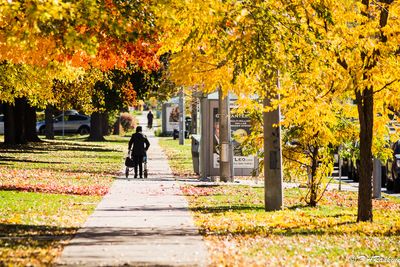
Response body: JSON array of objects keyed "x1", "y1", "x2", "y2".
[{"x1": 56, "y1": 112, "x2": 208, "y2": 266}]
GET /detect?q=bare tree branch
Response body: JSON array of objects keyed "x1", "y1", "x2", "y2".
[{"x1": 373, "y1": 79, "x2": 399, "y2": 94}]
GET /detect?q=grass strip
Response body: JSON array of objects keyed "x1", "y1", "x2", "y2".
[
  {"x1": 0, "y1": 135, "x2": 128, "y2": 266},
  {"x1": 183, "y1": 184, "x2": 400, "y2": 266},
  {"x1": 158, "y1": 137, "x2": 196, "y2": 177},
  {"x1": 157, "y1": 136, "x2": 400, "y2": 265}
]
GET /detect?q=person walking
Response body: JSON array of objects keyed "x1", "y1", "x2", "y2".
[
  {"x1": 147, "y1": 110, "x2": 154, "y2": 129},
  {"x1": 128, "y1": 126, "x2": 150, "y2": 178}
]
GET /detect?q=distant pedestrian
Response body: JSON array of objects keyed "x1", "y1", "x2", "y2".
[
  {"x1": 128, "y1": 126, "x2": 150, "y2": 178},
  {"x1": 147, "y1": 110, "x2": 154, "y2": 129}
]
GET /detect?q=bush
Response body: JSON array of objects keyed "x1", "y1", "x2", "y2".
[
  {"x1": 120, "y1": 113, "x2": 136, "y2": 132},
  {"x1": 154, "y1": 129, "x2": 173, "y2": 137},
  {"x1": 154, "y1": 128, "x2": 162, "y2": 137}
]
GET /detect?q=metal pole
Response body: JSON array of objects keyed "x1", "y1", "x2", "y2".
[
  {"x1": 62, "y1": 109, "x2": 65, "y2": 138},
  {"x1": 191, "y1": 86, "x2": 198, "y2": 135},
  {"x1": 227, "y1": 93, "x2": 234, "y2": 182},
  {"x1": 338, "y1": 150, "x2": 342, "y2": 191},
  {"x1": 219, "y1": 87, "x2": 231, "y2": 182},
  {"x1": 264, "y1": 71, "x2": 283, "y2": 211},
  {"x1": 179, "y1": 87, "x2": 185, "y2": 145}
]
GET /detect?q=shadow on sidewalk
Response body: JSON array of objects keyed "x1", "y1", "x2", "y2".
[
  {"x1": 0, "y1": 223, "x2": 77, "y2": 248},
  {"x1": 114, "y1": 176, "x2": 177, "y2": 181},
  {"x1": 97, "y1": 205, "x2": 190, "y2": 212},
  {"x1": 68, "y1": 226, "x2": 201, "y2": 246}
]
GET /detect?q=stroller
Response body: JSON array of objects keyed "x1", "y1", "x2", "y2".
[{"x1": 125, "y1": 150, "x2": 148, "y2": 179}]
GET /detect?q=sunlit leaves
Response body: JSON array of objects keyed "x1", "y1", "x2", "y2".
[
  {"x1": 1, "y1": 0, "x2": 159, "y2": 67},
  {"x1": 183, "y1": 184, "x2": 400, "y2": 265},
  {"x1": 0, "y1": 0, "x2": 161, "y2": 112},
  {"x1": 0, "y1": 136, "x2": 127, "y2": 264}
]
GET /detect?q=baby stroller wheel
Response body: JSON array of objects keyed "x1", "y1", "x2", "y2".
[
  {"x1": 125, "y1": 167, "x2": 129, "y2": 179},
  {"x1": 144, "y1": 169, "x2": 148, "y2": 179}
]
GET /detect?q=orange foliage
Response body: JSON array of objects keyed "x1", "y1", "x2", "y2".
[
  {"x1": 58, "y1": 37, "x2": 160, "y2": 71},
  {"x1": 0, "y1": 34, "x2": 58, "y2": 67},
  {"x1": 0, "y1": 32, "x2": 160, "y2": 72},
  {"x1": 122, "y1": 81, "x2": 137, "y2": 107}
]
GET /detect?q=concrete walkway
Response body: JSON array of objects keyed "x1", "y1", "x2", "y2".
[{"x1": 56, "y1": 112, "x2": 208, "y2": 266}]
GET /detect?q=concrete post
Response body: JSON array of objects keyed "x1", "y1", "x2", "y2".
[
  {"x1": 373, "y1": 157, "x2": 382, "y2": 199},
  {"x1": 219, "y1": 87, "x2": 231, "y2": 182},
  {"x1": 263, "y1": 74, "x2": 283, "y2": 211},
  {"x1": 179, "y1": 87, "x2": 185, "y2": 145}
]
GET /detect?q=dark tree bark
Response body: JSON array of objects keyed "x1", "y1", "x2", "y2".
[
  {"x1": 88, "y1": 112, "x2": 106, "y2": 141},
  {"x1": 4, "y1": 103, "x2": 17, "y2": 145},
  {"x1": 113, "y1": 114, "x2": 121, "y2": 135},
  {"x1": 3, "y1": 98, "x2": 40, "y2": 144},
  {"x1": 14, "y1": 98, "x2": 27, "y2": 144},
  {"x1": 102, "y1": 112, "x2": 109, "y2": 136},
  {"x1": 45, "y1": 106, "x2": 54, "y2": 139},
  {"x1": 354, "y1": 0, "x2": 392, "y2": 222},
  {"x1": 356, "y1": 88, "x2": 374, "y2": 222},
  {"x1": 309, "y1": 145, "x2": 319, "y2": 207},
  {"x1": 25, "y1": 102, "x2": 40, "y2": 142}
]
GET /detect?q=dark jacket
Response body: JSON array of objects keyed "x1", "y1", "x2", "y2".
[
  {"x1": 147, "y1": 112, "x2": 154, "y2": 122},
  {"x1": 129, "y1": 132, "x2": 150, "y2": 157}
]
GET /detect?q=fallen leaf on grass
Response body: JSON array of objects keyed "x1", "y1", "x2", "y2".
[{"x1": 0, "y1": 183, "x2": 108, "y2": 196}]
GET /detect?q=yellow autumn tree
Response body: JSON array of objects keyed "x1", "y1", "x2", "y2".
[
  {"x1": 157, "y1": 0, "x2": 400, "y2": 218},
  {"x1": 157, "y1": 0, "x2": 357, "y2": 207},
  {"x1": 294, "y1": 0, "x2": 400, "y2": 221}
]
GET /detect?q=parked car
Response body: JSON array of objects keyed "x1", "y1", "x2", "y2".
[
  {"x1": 36, "y1": 112, "x2": 91, "y2": 135},
  {"x1": 0, "y1": 114, "x2": 4, "y2": 135}
]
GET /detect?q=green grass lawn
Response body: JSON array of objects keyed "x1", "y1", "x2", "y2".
[
  {"x1": 0, "y1": 135, "x2": 128, "y2": 266},
  {"x1": 183, "y1": 185, "x2": 400, "y2": 266},
  {"x1": 158, "y1": 137, "x2": 196, "y2": 177},
  {"x1": 157, "y1": 136, "x2": 400, "y2": 266}
]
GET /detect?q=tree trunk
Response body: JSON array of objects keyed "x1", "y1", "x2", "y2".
[
  {"x1": 88, "y1": 112, "x2": 106, "y2": 141},
  {"x1": 309, "y1": 145, "x2": 319, "y2": 207},
  {"x1": 102, "y1": 112, "x2": 109, "y2": 136},
  {"x1": 4, "y1": 103, "x2": 17, "y2": 145},
  {"x1": 25, "y1": 102, "x2": 40, "y2": 142},
  {"x1": 45, "y1": 106, "x2": 55, "y2": 139},
  {"x1": 353, "y1": 0, "x2": 392, "y2": 222},
  {"x1": 356, "y1": 88, "x2": 373, "y2": 222},
  {"x1": 14, "y1": 98, "x2": 27, "y2": 144},
  {"x1": 113, "y1": 114, "x2": 121, "y2": 135},
  {"x1": 3, "y1": 98, "x2": 40, "y2": 144}
]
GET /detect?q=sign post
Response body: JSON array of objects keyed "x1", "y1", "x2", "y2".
[
  {"x1": 218, "y1": 87, "x2": 230, "y2": 182},
  {"x1": 179, "y1": 87, "x2": 185, "y2": 145}
]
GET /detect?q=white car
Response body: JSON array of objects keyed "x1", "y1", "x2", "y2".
[
  {"x1": 36, "y1": 112, "x2": 91, "y2": 135},
  {"x1": 0, "y1": 114, "x2": 4, "y2": 135}
]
